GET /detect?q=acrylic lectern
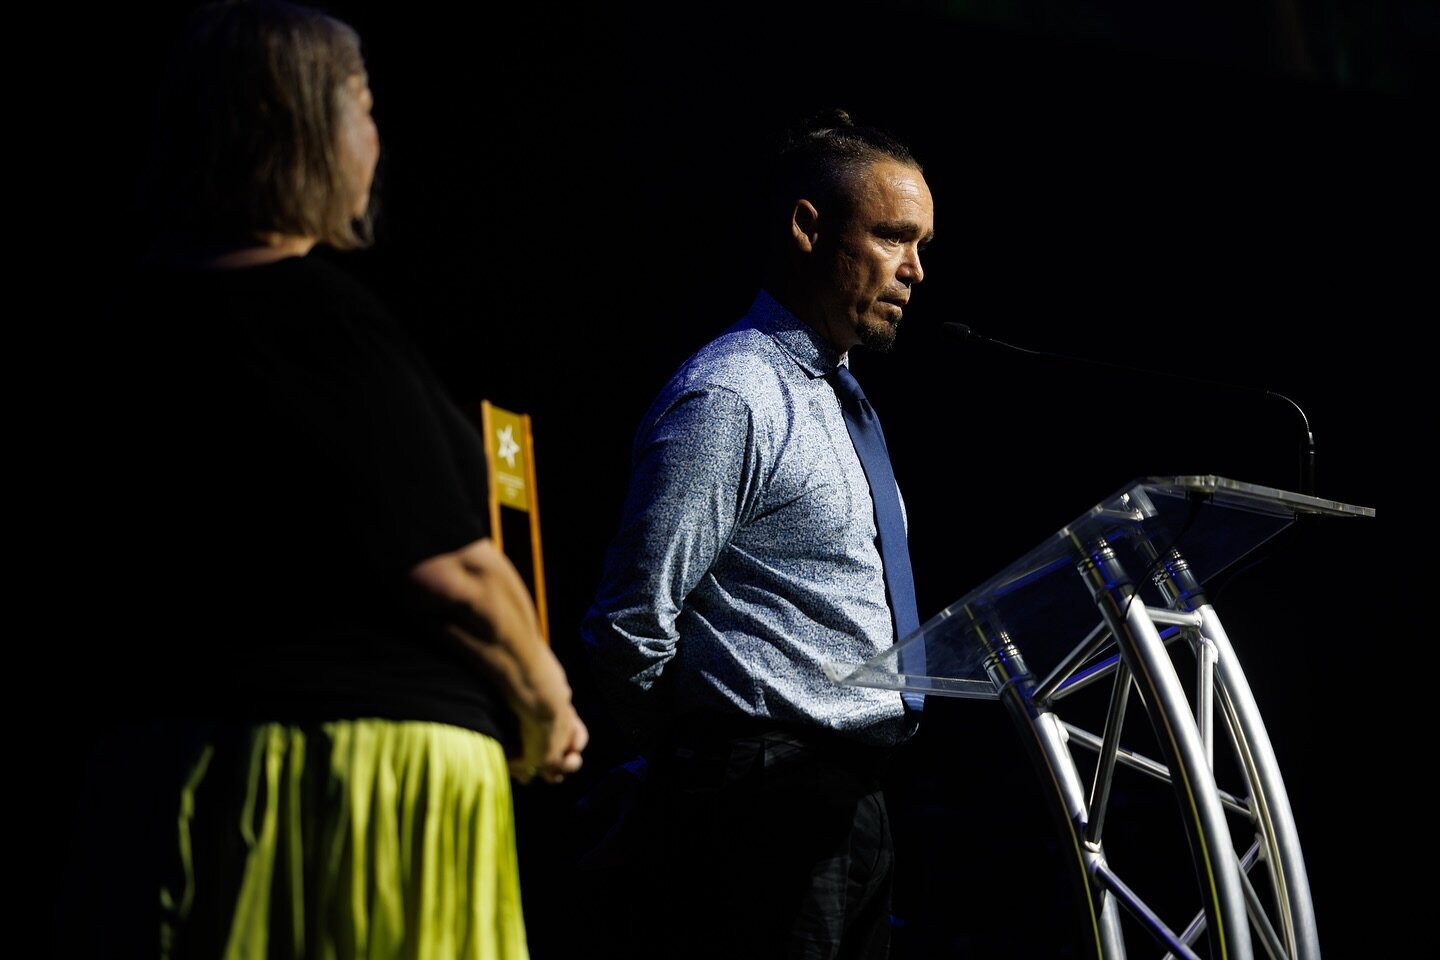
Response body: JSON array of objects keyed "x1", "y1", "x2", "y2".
[{"x1": 826, "y1": 475, "x2": 1374, "y2": 960}]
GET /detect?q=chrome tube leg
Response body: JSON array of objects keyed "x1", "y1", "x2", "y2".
[{"x1": 1080, "y1": 539, "x2": 1254, "y2": 960}]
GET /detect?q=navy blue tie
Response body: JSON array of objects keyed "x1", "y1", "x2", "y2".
[{"x1": 828, "y1": 364, "x2": 925, "y2": 712}]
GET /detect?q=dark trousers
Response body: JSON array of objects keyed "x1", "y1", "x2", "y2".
[{"x1": 640, "y1": 725, "x2": 897, "y2": 960}]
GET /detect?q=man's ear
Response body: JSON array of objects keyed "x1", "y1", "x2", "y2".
[{"x1": 789, "y1": 199, "x2": 819, "y2": 253}]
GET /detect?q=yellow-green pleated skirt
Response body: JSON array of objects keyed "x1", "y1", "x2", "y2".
[{"x1": 160, "y1": 719, "x2": 529, "y2": 960}]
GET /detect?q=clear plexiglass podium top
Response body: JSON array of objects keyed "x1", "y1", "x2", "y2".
[{"x1": 825, "y1": 475, "x2": 1376, "y2": 701}]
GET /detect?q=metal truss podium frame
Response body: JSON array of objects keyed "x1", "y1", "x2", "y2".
[{"x1": 827, "y1": 476, "x2": 1374, "y2": 960}]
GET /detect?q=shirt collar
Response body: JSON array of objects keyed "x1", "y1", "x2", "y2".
[{"x1": 746, "y1": 289, "x2": 846, "y2": 380}]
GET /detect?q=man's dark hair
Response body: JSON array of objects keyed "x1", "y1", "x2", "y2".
[{"x1": 767, "y1": 107, "x2": 922, "y2": 226}]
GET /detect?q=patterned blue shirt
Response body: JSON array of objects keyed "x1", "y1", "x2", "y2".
[{"x1": 582, "y1": 290, "x2": 912, "y2": 747}]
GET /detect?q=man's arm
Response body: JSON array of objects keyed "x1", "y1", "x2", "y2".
[{"x1": 581, "y1": 386, "x2": 758, "y2": 745}]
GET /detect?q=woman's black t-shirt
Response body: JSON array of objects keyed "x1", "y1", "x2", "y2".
[{"x1": 105, "y1": 251, "x2": 507, "y2": 743}]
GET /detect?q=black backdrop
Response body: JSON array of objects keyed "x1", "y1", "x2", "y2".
[{"x1": 69, "y1": 1, "x2": 1433, "y2": 956}]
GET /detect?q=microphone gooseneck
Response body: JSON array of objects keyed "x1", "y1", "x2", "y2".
[
  {"x1": 942, "y1": 322, "x2": 1318, "y2": 496},
  {"x1": 942, "y1": 323, "x2": 1043, "y2": 356}
]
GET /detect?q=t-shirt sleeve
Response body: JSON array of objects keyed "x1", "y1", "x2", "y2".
[{"x1": 262, "y1": 271, "x2": 489, "y2": 579}]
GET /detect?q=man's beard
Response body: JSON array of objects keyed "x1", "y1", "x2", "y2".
[{"x1": 856, "y1": 314, "x2": 899, "y2": 353}]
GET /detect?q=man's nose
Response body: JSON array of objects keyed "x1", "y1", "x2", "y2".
[{"x1": 899, "y1": 246, "x2": 924, "y2": 285}]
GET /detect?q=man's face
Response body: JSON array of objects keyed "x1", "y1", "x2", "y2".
[{"x1": 812, "y1": 159, "x2": 934, "y2": 353}]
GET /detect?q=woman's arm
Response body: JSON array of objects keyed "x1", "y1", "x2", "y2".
[{"x1": 410, "y1": 537, "x2": 588, "y2": 784}]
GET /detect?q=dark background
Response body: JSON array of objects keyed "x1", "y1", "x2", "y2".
[{"x1": 65, "y1": 0, "x2": 1433, "y2": 956}]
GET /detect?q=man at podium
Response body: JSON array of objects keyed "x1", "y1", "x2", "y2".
[{"x1": 580, "y1": 107, "x2": 936, "y2": 960}]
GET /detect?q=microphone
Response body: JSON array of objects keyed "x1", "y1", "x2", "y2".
[{"x1": 941, "y1": 322, "x2": 1318, "y2": 497}]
